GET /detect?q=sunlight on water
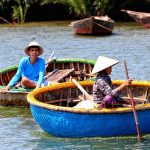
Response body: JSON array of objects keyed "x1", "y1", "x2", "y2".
[
  {"x1": 1, "y1": 105, "x2": 150, "y2": 149},
  {"x1": 0, "y1": 22, "x2": 149, "y2": 81},
  {"x1": 0, "y1": 22, "x2": 150, "y2": 150}
]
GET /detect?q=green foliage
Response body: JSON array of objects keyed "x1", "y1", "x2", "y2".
[
  {"x1": 40, "y1": 0, "x2": 112, "y2": 18},
  {"x1": 1, "y1": 0, "x2": 150, "y2": 23},
  {"x1": 93, "y1": 0, "x2": 111, "y2": 15},
  {"x1": 11, "y1": 0, "x2": 29, "y2": 24},
  {"x1": 0, "y1": 0, "x2": 12, "y2": 12},
  {"x1": 40, "y1": 0, "x2": 89, "y2": 18}
]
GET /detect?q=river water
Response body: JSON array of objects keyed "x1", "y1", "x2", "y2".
[{"x1": 0, "y1": 21, "x2": 150, "y2": 150}]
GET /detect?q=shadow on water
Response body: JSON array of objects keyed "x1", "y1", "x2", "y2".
[
  {"x1": 31, "y1": 131, "x2": 150, "y2": 150},
  {"x1": 73, "y1": 33, "x2": 113, "y2": 39},
  {"x1": 0, "y1": 106, "x2": 31, "y2": 118}
]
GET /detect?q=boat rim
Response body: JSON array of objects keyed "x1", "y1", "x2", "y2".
[
  {"x1": 27, "y1": 80, "x2": 150, "y2": 114},
  {"x1": 0, "y1": 58, "x2": 96, "y2": 74}
]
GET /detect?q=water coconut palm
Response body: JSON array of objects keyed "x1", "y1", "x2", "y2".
[
  {"x1": 40, "y1": 0, "x2": 89, "y2": 18},
  {"x1": 11, "y1": 0, "x2": 29, "y2": 24},
  {"x1": 40, "y1": 0, "x2": 111, "y2": 18}
]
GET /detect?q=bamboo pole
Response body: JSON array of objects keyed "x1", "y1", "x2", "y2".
[
  {"x1": 124, "y1": 61, "x2": 141, "y2": 142},
  {"x1": 0, "y1": 16, "x2": 13, "y2": 25},
  {"x1": 72, "y1": 78, "x2": 98, "y2": 108}
]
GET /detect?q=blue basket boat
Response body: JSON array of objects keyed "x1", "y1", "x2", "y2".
[{"x1": 27, "y1": 80, "x2": 150, "y2": 138}]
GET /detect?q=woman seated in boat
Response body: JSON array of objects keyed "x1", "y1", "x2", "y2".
[
  {"x1": 92, "y1": 56, "x2": 132, "y2": 108},
  {"x1": 0, "y1": 41, "x2": 45, "y2": 93}
]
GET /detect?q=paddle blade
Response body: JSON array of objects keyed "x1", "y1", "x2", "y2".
[{"x1": 73, "y1": 100, "x2": 95, "y2": 109}]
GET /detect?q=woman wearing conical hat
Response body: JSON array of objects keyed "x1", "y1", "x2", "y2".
[
  {"x1": 92, "y1": 56, "x2": 132, "y2": 108},
  {"x1": 0, "y1": 41, "x2": 45, "y2": 93}
]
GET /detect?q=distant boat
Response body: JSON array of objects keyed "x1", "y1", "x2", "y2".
[
  {"x1": 121, "y1": 9, "x2": 150, "y2": 28},
  {"x1": 69, "y1": 16, "x2": 115, "y2": 35}
]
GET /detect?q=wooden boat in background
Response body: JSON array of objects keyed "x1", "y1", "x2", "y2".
[
  {"x1": 69, "y1": 16, "x2": 115, "y2": 35},
  {"x1": 121, "y1": 9, "x2": 150, "y2": 28},
  {"x1": 27, "y1": 80, "x2": 150, "y2": 138},
  {"x1": 0, "y1": 58, "x2": 95, "y2": 107}
]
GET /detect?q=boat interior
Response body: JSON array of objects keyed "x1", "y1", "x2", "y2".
[
  {"x1": 35, "y1": 82, "x2": 150, "y2": 108},
  {"x1": 0, "y1": 61, "x2": 95, "y2": 87}
]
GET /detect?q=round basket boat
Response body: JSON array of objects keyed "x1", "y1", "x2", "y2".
[
  {"x1": 0, "y1": 58, "x2": 95, "y2": 107},
  {"x1": 27, "y1": 80, "x2": 150, "y2": 138}
]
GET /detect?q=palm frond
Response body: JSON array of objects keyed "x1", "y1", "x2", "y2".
[
  {"x1": 40, "y1": 0, "x2": 90, "y2": 18},
  {"x1": 11, "y1": 0, "x2": 29, "y2": 24}
]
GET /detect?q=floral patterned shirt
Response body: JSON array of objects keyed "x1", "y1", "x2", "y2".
[{"x1": 93, "y1": 73, "x2": 118, "y2": 104}]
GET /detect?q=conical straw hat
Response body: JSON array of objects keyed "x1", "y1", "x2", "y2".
[{"x1": 92, "y1": 56, "x2": 119, "y2": 74}]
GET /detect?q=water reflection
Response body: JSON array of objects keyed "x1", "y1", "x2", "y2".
[
  {"x1": 0, "y1": 107, "x2": 31, "y2": 118},
  {"x1": 0, "y1": 22, "x2": 150, "y2": 150},
  {"x1": 0, "y1": 22, "x2": 150, "y2": 81},
  {"x1": 32, "y1": 132, "x2": 150, "y2": 150}
]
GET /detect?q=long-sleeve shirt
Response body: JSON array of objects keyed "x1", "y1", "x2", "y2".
[
  {"x1": 93, "y1": 73, "x2": 118, "y2": 104},
  {"x1": 8, "y1": 57, "x2": 45, "y2": 87}
]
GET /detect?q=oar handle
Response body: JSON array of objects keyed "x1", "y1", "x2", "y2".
[
  {"x1": 49, "y1": 51, "x2": 55, "y2": 60},
  {"x1": 72, "y1": 79, "x2": 93, "y2": 100},
  {"x1": 45, "y1": 58, "x2": 56, "y2": 65},
  {"x1": 45, "y1": 51, "x2": 55, "y2": 65},
  {"x1": 45, "y1": 51, "x2": 56, "y2": 70},
  {"x1": 124, "y1": 61, "x2": 141, "y2": 142},
  {"x1": 0, "y1": 90, "x2": 29, "y2": 94},
  {"x1": 124, "y1": 61, "x2": 129, "y2": 79}
]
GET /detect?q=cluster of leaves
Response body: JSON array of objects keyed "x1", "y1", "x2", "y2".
[
  {"x1": 11, "y1": 0, "x2": 29, "y2": 24},
  {"x1": 0, "y1": 0, "x2": 150, "y2": 24},
  {"x1": 0, "y1": 0, "x2": 113, "y2": 23},
  {"x1": 40, "y1": 0, "x2": 112, "y2": 18}
]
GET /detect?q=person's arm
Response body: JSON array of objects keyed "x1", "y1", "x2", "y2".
[
  {"x1": 0, "y1": 59, "x2": 24, "y2": 93},
  {"x1": 112, "y1": 79, "x2": 133, "y2": 94},
  {"x1": 8, "y1": 59, "x2": 24, "y2": 87},
  {"x1": 8, "y1": 68, "x2": 22, "y2": 87},
  {"x1": 97, "y1": 78, "x2": 132, "y2": 97},
  {"x1": 36, "y1": 59, "x2": 45, "y2": 88}
]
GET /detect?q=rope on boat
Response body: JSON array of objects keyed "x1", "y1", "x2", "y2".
[{"x1": 93, "y1": 22, "x2": 112, "y2": 32}]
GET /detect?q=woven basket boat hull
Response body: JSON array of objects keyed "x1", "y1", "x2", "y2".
[
  {"x1": 0, "y1": 58, "x2": 95, "y2": 107},
  {"x1": 27, "y1": 80, "x2": 150, "y2": 137}
]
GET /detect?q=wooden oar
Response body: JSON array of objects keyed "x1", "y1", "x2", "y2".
[
  {"x1": 124, "y1": 61, "x2": 141, "y2": 142},
  {"x1": 72, "y1": 79, "x2": 98, "y2": 108},
  {"x1": 0, "y1": 88, "x2": 29, "y2": 94},
  {"x1": 0, "y1": 16, "x2": 13, "y2": 25},
  {"x1": 45, "y1": 51, "x2": 56, "y2": 69},
  {"x1": 5, "y1": 90, "x2": 29, "y2": 94}
]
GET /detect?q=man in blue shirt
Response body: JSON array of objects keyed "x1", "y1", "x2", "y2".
[{"x1": 1, "y1": 41, "x2": 45, "y2": 93}]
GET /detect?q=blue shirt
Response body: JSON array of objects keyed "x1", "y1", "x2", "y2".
[{"x1": 8, "y1": 57, "x2": 45, "y2": 87}]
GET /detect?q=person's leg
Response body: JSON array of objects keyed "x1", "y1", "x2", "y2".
[
  {"x1": 100, "y1": 95, "x2": 117, "y2": 108},
  {"x1": 21, "y1": 77, "x2": 36, "y2": 88},
  {"x1": 14, "y1": 82, "x2": 22, "y2": 88},
  {"x1": 116, "y1": 96, "x2": 132, "y2": 106}
]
